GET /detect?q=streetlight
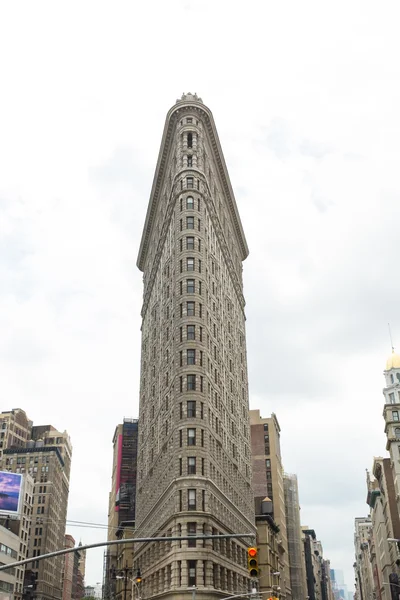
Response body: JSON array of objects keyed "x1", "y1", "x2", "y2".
[{"x1": 130, "y1": 570, "x2": 142, "y2": 600}]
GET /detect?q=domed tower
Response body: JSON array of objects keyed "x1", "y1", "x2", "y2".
[
  {"x1": 134, "y1": 94, "x2": 256, "y2": 599},
  {"x1": 383, "y1": 350, "x2": 400, "y2": 493}
]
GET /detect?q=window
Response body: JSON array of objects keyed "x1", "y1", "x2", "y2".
[
  {"x1": 187, "y1": 156, "x2": 193, "y2": 167},
  {"x1": 187, "y1": 196, "x2": 194, "y2": 210},
  {"x1": 179, "y1": 430, "x2": 183, "y2": 447},
  {"x1": 266, "y1": 471, "x2": 272, "y2": 480},
  {"x1": 187, "y1": 133, "x2": 193, "y2": 148},
  {"x1": 202, "y1": 457, "x2": 205, "y2": 475},
  {"x1": 187, "y1": 350, "x2": 196, "y2": 365},
  {"x1": 266, "y1": 459, "x2": 271, "y2": 468},
  {"x1": 188, "y1": 523, "x2": 196, "y2": 547},
  {"x1": 389, "y1": 392, "x2": 395, "y2": 403},
  {"x1": 187, "y1": 279, "x2": 195, "y2": 293},
  {"x1": 188, "y1": 457, "x2": 196, "y2": 475},
  {"x1": 187, "y1": 375, "x2": 196, "y2": 391},
  {"x1": 187, "y1": 236, "x2": 194, "y2": 250},
  {"x1": 188, "y1": 429, "x2": 196, "y2": 446},
  {"x1": 393, "y1": 411, "x2": 399, "y2": 422},
  {"x1": 187, "y1": 302, "x2": 195, "y2": 316},
  {"x1": 187, "y1": 400, "x2": 196, "y2": 417},
  {"x1": 187, "y1": 118, "x2": 193, "y2": 124},
  {"x1": 187, "y1": 258, "x2": 195, "y2": 271},
  {"x1": 187, "y1": 177, "x2": 194, "y2": 188},
  {"x1": 187, "y1": 325, "x2": 195, "y2": 340},
  {"x1": 187, "y1": 216, "x2": 194, "y2": 229},
  {"x1": 188, "y1": 560, "x2": 197, "y2": 586},
  {"x1": 188, "y1": 489, "x2": 196, "y2": 510},
  {"x1": 179, "y1": 458, "x2": 182, "y2": 476},
  {"x1": 394, "y1": 427, "x2": 400, "y2": 440}
]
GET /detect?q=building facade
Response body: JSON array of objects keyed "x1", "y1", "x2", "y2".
[
  {"x1": 62, "y1": 535, "x2": 75, "y2": 600},
  {"x1": 0, "y1": 524, "x2": 19, "y2": 600},
  {"x1": 0, "y1": 473, "x2": 34, "y2": 600},
  {"x1": 250, "y1": 410, "x2": 290, "y2": 600},
  {"x1": 283, "y1": 474, "x2": 307, "y2": 600},
  {"x1": 0, "y1": 417, "x2": 72, "y2": 600},
  {"x1": 134, "y1": 93, "x2": 256, "y2": 599},
  {"x1": 105, "y1": 419, "x2": 138, "y2": 600}
]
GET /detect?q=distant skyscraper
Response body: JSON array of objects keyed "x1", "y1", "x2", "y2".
[{"x1": 134, "y1": 93, "x2": 256, "y2": 599}]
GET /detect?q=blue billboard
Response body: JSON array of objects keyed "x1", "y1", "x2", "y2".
[{"x1": 0, "y1": 471, "x2": 22, "y2": 516}]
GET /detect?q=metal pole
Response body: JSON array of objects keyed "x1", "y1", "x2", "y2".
[
  {"x1": 0, "y1": 533, "x2": 255, "y2": 571},
  {"x1": 192, "y1": 585, "x2": 196, "y2": 600},
  {"x1": 124, "y1": 566, "x2": 128, "y2": 600}
]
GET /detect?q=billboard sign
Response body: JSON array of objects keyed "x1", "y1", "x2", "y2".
[{"x1": 0, "y1": 471, "x2": 23, "y2": 516}]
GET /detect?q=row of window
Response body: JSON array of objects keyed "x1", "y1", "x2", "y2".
[
  {"x1": 179, "y1": 349, "x2": 201, "y2": 366},
  {"x1": 179, "y1": 428, "x2": 204, "y2": 447},
  {"x1": 180, "y1": 216, "x2": 201, "y2": 231},
  {"x1": 180, "y1": 257, "x2": 201, "y2": 273},
  {"x1": 178, "y1": 456, "x2": 205, "y2": 476},
  {"x1": 178, "y1": 488, "x2": 205, "y2": 511},
  {"x1": 388, "y1": 391, "x2": 400, "y2": 404},
  {"x1": 179, "y1": 401, "x2": 202, "y2": 419},
  {"x1": 180, "y1": 279, "x2": 201, "y2": 294},
  {"x1": 179, "y1": 375, "x2": 203, "y2": 392},
  {"x1": 180, "y1": 177, "x2": 199, "y2": 190},
  {"x1": 180, "y1": 196, "x2": 200, "y2": 211},
  {"x1": 0, "y1": 543, "x2": 17, "y2": 558},
  {"x1": 180, "y1": 302, "x2": 202, "y2": 318},
  {"x1": 179, "y1": 236, "x2": 201, "y2": 252}
]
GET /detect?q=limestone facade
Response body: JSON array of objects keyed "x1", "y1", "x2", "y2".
[
  {"x1": 134, "y1": 94, "x2": 256, "y2": 599},
  {"x1": 249, "y1": 410, "x2": 291, "y2": 600}
]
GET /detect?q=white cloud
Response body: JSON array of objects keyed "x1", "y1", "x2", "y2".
[{"x1": 1, "y1": 0, "x2": 400, "y2": 589}]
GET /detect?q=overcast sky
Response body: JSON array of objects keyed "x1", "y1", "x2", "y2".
[{"x1": 1, "y1": 0, "x2": 400, "y2": 591}]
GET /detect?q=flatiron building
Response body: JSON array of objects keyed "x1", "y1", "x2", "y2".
[{"x1": 134, "y1": 93, "x2": 256, "y2": 599}]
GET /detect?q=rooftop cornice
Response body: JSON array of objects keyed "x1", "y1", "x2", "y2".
[{"x1": 137, "y1": 96, "x2": 249, "y2": 271}]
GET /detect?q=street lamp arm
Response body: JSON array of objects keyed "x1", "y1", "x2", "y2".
[
  {"x1": 220, "y1": 588, "x2": 279, "y2": 600},
  {"x1": 0, "y1": 532, "x2": 255, "y2": 572}
]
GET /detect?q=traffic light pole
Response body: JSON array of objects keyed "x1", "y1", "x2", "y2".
[{"x1": 0, "y1": 533, "x2": 256, "y2": 572}]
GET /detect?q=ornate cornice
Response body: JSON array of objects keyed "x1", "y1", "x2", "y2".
[{"x1": 137, "y1": 97, "x2": 249, "y2": 272}]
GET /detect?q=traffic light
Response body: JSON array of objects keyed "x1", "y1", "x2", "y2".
[
  {"x1": 135, "y1": 569, "x2": 142, "y2": 584},
  {"x1": 247, "y1": 547, "x2": 259, "y2": 577}
]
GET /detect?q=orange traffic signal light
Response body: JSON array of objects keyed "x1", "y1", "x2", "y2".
[{"x1": 247, "y1": 547, "x2": 259, "y2": 577}]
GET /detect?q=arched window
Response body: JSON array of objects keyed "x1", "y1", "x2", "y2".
[
  {"x1": 394, "y1": 427, "x2": 400, "y2": 439},
  {"x1": 186, "y1": 196, "x2": 194, "y2": 210}
]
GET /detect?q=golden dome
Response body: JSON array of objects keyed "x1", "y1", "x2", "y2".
[{"x1": 386, "y1": 351, "x2": 400, "y2": 370}]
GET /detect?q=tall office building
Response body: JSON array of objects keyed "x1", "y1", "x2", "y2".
[
  {"x1": 0, "y1": 416, "x2": 72, "y2": 600},
  {"x1": 249, "y1": 410, "x2": 291, "y2": 600},
  {"x1": 134, "y1": 93, "x2": 256, "y2": 599}
]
